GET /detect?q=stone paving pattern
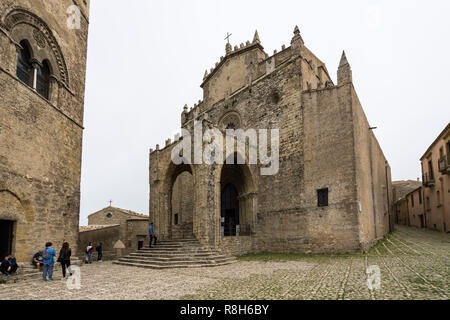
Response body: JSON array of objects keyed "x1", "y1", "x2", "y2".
[{"x1": 0, "y1": 226, "x2": 448, "y2": 300}]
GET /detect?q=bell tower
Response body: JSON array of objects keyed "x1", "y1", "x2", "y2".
[{"x1": 0, "y1": 0, "x2": 90, "y2": 261}]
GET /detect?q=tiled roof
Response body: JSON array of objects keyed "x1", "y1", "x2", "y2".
[
  {"x1": 79, "y1": 224, "x2": 119, "y2": 232},
  {"x1": 111, "y1": 207, "x2": 149, "y2": 219}
]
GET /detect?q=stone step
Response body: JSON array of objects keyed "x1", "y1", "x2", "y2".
[
  {"x1": 122, "y1": 255, "x2": 232, "y2": 263},
  {"x1": 115, "y1": 238, "x2": 235, "y2": 270},
  {"x1": 157, "y1": 239, "x2": 198, "y2": 243},
  {"x1": 118, "y1": 257, "x2": 235, "y2": 266},
  {"x1": 138, "y1": 247, "x2": 211, "y2": 252},
  {"x1": 113, "y1": 260, "x2": 236, "y2": 269},
  {"x1": 130, "y1": 252, "x2": 222, "y2": 258},
  {"x1": 139, "y1": 245, "x2": 205, "y2": 250}
]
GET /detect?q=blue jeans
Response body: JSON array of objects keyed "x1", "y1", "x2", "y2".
[
  {"x1": 87, "y1": 252, "x2": 92, "y2": 263},
  {"x1": 43, "y1": 262, "x2": 54, "y2": 280}
]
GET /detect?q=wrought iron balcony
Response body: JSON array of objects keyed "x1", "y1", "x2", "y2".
[
  {"x1": 423, "y1": 172, "x2": 435, "y2": 187},
  {"x1": 438, "y1": 155, "x2": 450, "y2": 174}
]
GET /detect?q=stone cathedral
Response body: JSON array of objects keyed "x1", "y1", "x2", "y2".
[
  {"x1": 0, "y1": 0, "x2": 90, "y2": 262},
  {"x1": 150, "y1": 27, "x2": 393, "y2": 255}
]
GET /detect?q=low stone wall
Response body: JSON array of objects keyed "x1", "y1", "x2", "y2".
[
  {"x1": 78, "y1": 225, "x2": 121, "y2": 260},
  {"x1": 220, "y1": 236, "x2": 253, "y2": 256}
]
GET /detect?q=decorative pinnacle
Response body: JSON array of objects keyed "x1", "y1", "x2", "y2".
[
  {"x1": 339, "y1": 51, "x2": 350, "y2": 68},
  {"x1": 204, "y1": 70, "x2": 208, "y2": 80},
  {"x1": 291, "y1": 25, "x2": 304, "y2": 45},
  {"x1": 225, "y1": 42, "x2": 232, "y2": 55},
  {"x1": 253, "y1": 30, "x2": 260, "y2": 44}
]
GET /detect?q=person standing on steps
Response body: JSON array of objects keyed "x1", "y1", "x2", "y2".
[{"x1": 148, "y1": 223, "x2": 157, "y2": 248}]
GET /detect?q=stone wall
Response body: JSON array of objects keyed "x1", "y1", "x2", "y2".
[
  {"x1": 0, "y1": 0, "x2": 89, "y2": 262},
  {"x1": 149, "y1": 27, "x2": 391, "y2": 255},
  {"x1": 420, "y1": 123, "x2": 450, "y2": 232},
  {"x1": 406, "y1": 188, "x2": 426, "y2": 228},
  {"x1": 78, "y1": 225, "x2": 120, "y2": 261},
  {"x1": 350, "y1": 84, "x2": 393, "y2": 250},
  {"x1": 220, "y1": 236, "x2": 253, "y2": 256}
]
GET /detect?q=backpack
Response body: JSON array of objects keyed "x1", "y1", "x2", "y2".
[{"x1": 42, "y1": 248, "x2": 51, "y2": 260}]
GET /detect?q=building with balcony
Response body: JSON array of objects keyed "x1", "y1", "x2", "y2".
[{"x1": 420, "y1": 123, "x2": 450, "y2": 232}]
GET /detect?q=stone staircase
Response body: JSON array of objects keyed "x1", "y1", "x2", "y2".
[{"x1": 114, "y1": 239, "x2": 236, "y2": 269}]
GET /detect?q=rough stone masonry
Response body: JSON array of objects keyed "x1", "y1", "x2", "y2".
[
  {"x1": 0, "y1": 0, "x2": 90, "y2": 262},
  {"x1": 150, "y1": 27, "x2": 394, "y2": 255}
]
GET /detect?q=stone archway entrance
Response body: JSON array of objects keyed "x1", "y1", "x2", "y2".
[
  {"x1": 219, "y1": 161, "x2": 256, "y2": 237},
  {"x1": 0, "y1": 220, "x2": 14, "y2": 260},
  {"x1": 221, "y1": 183, "x2": 239, "y2": 236},
  {"x1": 162, "y1": 161, "x2": 196, "y2": 240},
  {"x1": 170, "y1": 170, "x2": 194, "y2": 239}
]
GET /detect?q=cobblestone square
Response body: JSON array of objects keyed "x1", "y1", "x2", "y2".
[{"x1": 0, "y1": 226, "x2": 448, "y2": 300}]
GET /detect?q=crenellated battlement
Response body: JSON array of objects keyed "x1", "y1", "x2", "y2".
[{"x1": 150, "y1": 26, "x2": 355, "y2": 154}]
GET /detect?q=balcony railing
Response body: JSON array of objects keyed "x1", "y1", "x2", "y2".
[
  {"x1": 438, "y1": 155, "x2": 450, "y2": 174},
  {"x1": 423, "y1": 172, "x2": 435, "y2": 187}
]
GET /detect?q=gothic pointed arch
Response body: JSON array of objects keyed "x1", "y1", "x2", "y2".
[{"x1": 2, "y1": 7, "x2": 70, "y2": 86}]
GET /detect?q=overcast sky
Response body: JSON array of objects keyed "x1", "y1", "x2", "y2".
[{"x1": 79, "y1": 0, "x2": 450, "y2": 225}]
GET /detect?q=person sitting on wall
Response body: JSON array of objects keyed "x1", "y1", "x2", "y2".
[
  {"x1": 32, "y1": 251, "x2": 44, "y2": 270},
  {"x1": 1, "y1": 255, "x2": 18, "y2": 276}
]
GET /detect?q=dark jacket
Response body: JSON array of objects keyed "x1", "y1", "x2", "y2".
[
  {"x1": 0, "y1": 259, "x2": 11, "y2": 273},
  {"x1": 58, "y1": 248, "x2": 71, "y2": 262}
]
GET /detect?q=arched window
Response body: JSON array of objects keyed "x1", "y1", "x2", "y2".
[
  {"x1": 16, "y1": 41, "x2": 52, "y2": 100},
  {"x1": 16, "y1": 41, "x2": 33, "y2": 87},
  {"x1": 36, "y1": 60, "x2": 50, "y2": 99}
]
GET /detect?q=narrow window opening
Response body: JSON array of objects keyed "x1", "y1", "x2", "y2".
[
  {"x1": 317, "y1": 188, "x2": 329, "y2": 207},
  {"x1": 36, "y1": 60, "x2": 50, "y2": 99},
  {"x1": 16, "y1": 41, "x2": 33, "y2": 87}
]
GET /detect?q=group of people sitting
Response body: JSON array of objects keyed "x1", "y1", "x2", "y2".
[
  {"x1": 1, "y1": 241, "x2": 101, "y2": 281},
  {"x1": 2, "y1": 241, "x2": 104, "y2": 280}
]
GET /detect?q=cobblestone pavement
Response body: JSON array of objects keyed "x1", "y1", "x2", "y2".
[{"x1": 0, "y1": 225, "x2": 448, "y2": 300}]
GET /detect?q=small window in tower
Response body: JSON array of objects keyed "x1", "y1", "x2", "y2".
[
  {"x1": 174, "y1": 213, "x2": 179, "y2": 225},
  {"x1": 106, "y1": 213, "x2": 112, "y2": 219},
  {"x1": 317, "y1": 188, "x2": 329, "y2": 207}
]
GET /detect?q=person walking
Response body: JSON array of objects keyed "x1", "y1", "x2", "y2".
[
  {"x1": 42, "y1": 242, "x2": 56, "y2": 281},
  {"x1": 86, "y1": 242, "x2": 94, "y2": 264},
  {"x1": 148, "y1": 223, "x2": 157, "y2": 248},
  {"x1": 95, "y1": 243, "x2": 103, "y2": 262},
  {"x1": 57, "y1": 242, "x2": 72, "y2": 278}
]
